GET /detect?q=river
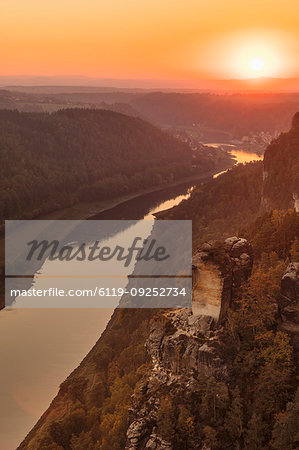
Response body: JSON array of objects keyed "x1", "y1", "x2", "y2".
[{"x1": 0, "y1": 148, "x2": 262, "y2": 449}]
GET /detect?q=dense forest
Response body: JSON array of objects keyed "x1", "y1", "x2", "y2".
[{"x1": 0, "y1": 108, "x2": 198, "y2": 221}]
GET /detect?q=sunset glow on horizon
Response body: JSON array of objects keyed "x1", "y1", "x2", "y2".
[{"x1": 1, "y1": 0, "x2": 299, "y2": 85}]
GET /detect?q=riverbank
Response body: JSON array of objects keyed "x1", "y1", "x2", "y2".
[{"x1": 38, "y1": 166, "x2": 234, "y2": 221}]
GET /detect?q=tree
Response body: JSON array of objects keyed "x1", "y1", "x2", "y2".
[
  {"x1": 70, "y1": 430, "x2": 99, "y2": 450},
  {"x1": 290, "y1": 237, "x2": 299, "y2": 261},
  {"x1": 255, "y1": 331, "x2": 293, "y2": 371},
  {"x1": 49, "y1": 408, "x2": 86, "y2": 448},
  {"x1": 224, "y1": 387, "x2": 243, "y2": 446},
  {"x1": 201, "y1": 377, "x2": 229, "y2": 421},
  {"x1": 99, "y1": 406, "x2": 128, "y2": 450},
  {"x1": 271, "y1": 389, "x2": 299, "y2": 450},
  {"x1": 176, "y1": 405, "x2": 195, "y2": 445},
  {"x1": 235, "y1": 269, "x2": 279, "y2": 335},
  {"x1": 156, "y1": 396, "x2": 176, "y2": 440},
  {"x1": 244, "y1": 413, "x2": 264, "y2": 450},
  {"x1": 203, "y1": 425, "x2": 218, "y2": 449}
]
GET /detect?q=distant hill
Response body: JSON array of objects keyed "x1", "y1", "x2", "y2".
[
  {"x1": 130, "y1": 92, "x2": 299, "y2": 138},
  {"x1": 1, "y1": 75, "x2": 299, "y2": 91},
  {"x1": 0, "y1": 108, "x2": 194, "y2": 220},
  {"x1": 1, "y1": 89, "x2": 299, "y2": 142},
  {"x1": 0, "y1": 89, "x2": 138, "y2": 113}
]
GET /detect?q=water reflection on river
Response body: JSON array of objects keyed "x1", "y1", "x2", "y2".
[
  {"x1": 229, "y1": 149, "x2": 263, "y2": 164},
  {"x1": 213, "y1": 148, "x2": 263, "y2": 178}
]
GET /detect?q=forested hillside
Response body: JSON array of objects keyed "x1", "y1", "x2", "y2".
[
  {"x1": 159, "y1": 161, "x2": 263, "y2": 245},
  {"x1": 0, "y1": 108, "x2": 196, "y2": 221},
  {"x1": 262, "y1": 111, "x2": 299, "y2": 210},
  {"x1": 1, "y1": 89, "x2": 299, "y2": 141}
]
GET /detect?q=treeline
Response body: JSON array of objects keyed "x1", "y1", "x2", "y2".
[{"x1": 0, "y1": 108, "x2": 195, "y2": 221}]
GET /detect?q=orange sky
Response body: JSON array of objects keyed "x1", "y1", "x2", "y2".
[{"x1": 1, "y1": 0, "x2": 299, "y2": 83}]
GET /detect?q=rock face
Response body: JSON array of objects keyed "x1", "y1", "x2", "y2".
[
  {"x1": 126, "y1": 237, "x2": 253, "y2": 449},
  {"x1": 126, "y1": 308, "x2": 228, "y2": 450},
  {"x1": 192, "y1": 237, "x2": 253, "y2": 322},
  {"x1": 278, "y1": 262, "x2": 299, "y2": 351},
  {"x1": 147, "y1": 309, "x2": 226, "y2": 378}
]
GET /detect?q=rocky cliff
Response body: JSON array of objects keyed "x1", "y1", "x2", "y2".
[
  {"x1": 126, "y1": 308, "x2": 228, "y2": 450},
  {"x1": 126, "y1": 238, "x2": 253, "y2": 449},
  {"x1": 261, "y1": 112, "x2": 299, "y2": 211}
]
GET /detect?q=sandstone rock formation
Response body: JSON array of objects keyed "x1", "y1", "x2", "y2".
[
  {"x1": 126, "y1": 310, "x2": 230, "y2": 449},
  {"x1": 192, "y1": 237, "x2": 253, "y2": 322},
  {"x1": 126, "y1": 237, "x2": 253, "y2": 449}
]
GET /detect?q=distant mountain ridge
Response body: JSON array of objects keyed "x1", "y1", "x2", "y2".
[{"x1": 1, "y1": 75, "x2": 299, "y2": 92}]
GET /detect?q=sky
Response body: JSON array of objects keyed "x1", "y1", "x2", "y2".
[{"x1": 1, "y1": 0, "x2": 299, "y2": 85}]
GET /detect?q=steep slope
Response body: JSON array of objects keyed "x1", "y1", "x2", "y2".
[
  {"x1": 261, "y1": 112, "x2": 299, "y2": 211},
  {"x1": 157, "y1": 161, "x2": 263, "y2": 245}
]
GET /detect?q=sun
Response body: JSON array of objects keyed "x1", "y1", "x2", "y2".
[
  {"x1": 249, "y1": 57, "x2": 265, "y2": 73},
  {"x1": 195, "y1": 30, "x2": 296, "y2": 81}
]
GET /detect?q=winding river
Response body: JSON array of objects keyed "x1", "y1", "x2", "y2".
[{"x1": 0, "y1": 149, "x2": 262, "y2": 449}]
